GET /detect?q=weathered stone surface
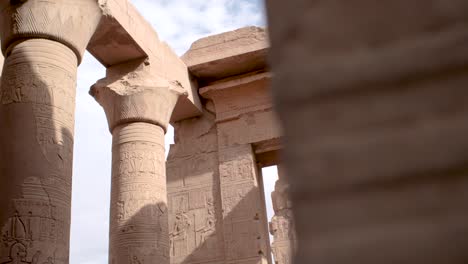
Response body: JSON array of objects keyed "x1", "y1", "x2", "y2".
[
  {"x1": 92, "y1": 61, "x2": 184, "y2": 263},
  {"x1": 110, "y1": 122, "x2": 169, "y2": 264},
  {"x1": 91, "y1": 60, "x2": 186, "y2": 132},
  {"x1": 0, "y1": 0, "x2": 102, "y2": 62},
  {"x1": 166, "y1": 112, "x2": 225, "y2": 264},
  {"x1": 200, "y1": 72, "x2": 281, "y2": 147},
  {"x1": 0, "y1": 2, "x2": 102, "y2": 262},
  {"x1": 265, "y1": 0, "x2": 468, "y2": 263},
  {"x1": 218, "y1": 144, "x2": 271, "y2": 263},
  {"x1": 182, "y1": 26, "x2": 268, "y2": 83},
  {"x1": 0, "y1": 38, "x2": 78, "y2": 264},
  {"x1": 167, "y1": 28, "x2": 281, "y2": 264}
]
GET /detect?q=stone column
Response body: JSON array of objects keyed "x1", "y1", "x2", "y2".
[
  {"x1": 91, "y1": 64, "x2": 185, "y2": 264},
  {"x1": 0, "y1": 1, "x2": 101, "y2": 263},
  {"x1": 269, "y1": 165, "x2": 296, "y2": 264}
]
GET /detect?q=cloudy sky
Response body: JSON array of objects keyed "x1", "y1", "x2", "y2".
[{"x1": 70, "y1": 1, "x2": 275, "y2": 263}]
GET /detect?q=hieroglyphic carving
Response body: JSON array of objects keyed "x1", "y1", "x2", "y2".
[
  {"x1": 168, "y1": 189, "x2": 222, "y2": 259},
  {"x1": 169, "y1": 212, "x2": 191, "y2": 257},
  {"x1": 219, "y1": 158, "x2": 255, "y2": 183},
  {"x1": 1, "y1": 178, "x2": 68, "y2": 264},
  {"x1": 217, "y1": 145, "x2": 271, "y2": 262},
  {"x1": 116, "y1": 148, "x2": 164, "y2": 179},
  {"x1": 109, "y1": 124, "x2": 169, "y2": 264},
  {"x1": 166, "y1": 111, "x2": 226, "y2": 263},
  {"x1": 195, "y1": 198, "x2": 216, "y2": 245},
  {"x1": 0, "y1": 39, "x2": 77, "y2": 264},
  {"x1": 167, "y1": 153, "x2": 217, "y2": 189}
]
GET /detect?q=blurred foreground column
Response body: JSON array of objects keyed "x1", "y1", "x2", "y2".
[
  {"x1": 265, "y1": 1, "x2": 468, "y2": 263},
  {"x1": 0, "y1": 1, "x2": 101, "y2": 263},
  {"x1": 91, "y1": 62, "x2": 185, "y2": 264}
]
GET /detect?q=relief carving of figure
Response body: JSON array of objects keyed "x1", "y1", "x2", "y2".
[
  {"x1": 169, "y1": 213, "x2": 191, "y2": 257},
  {"x1": 3, "y1": 212, "x2": 27, "y2": 242},
  {"x1": 2, "y1": 243, "x2": 28, "y2": 264},
  {"x1": 1, "y1": 243, "x2": 47, "y2": 264},
  {"x1": 196, "y1": 198, "x2": 216, "y2": 245}
]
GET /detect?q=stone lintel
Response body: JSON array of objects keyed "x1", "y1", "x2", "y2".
[
  {"x1": 87, "y1": 0, "x2": 202, "y2": 122},
  {"x1": 200, "y1": 72, "x2": 272, "y2": 97},
  {"x1": 199, "y1": 72, "x2": 273, "y2": 123},
  {"x1": 200, "y1": 70, "x2": 281, "y2": 148},
  {"x1": 253, "y1": 138, "x2": 282, "y2": 167},
  {"x1": 90, "y1": 61, "x2": 186, "y2": 133},
  {"x1": 253, "y1": 138, "x2": 282, "y2": 155},
  {"x1": 182, "y1": 26, "x2": 269, "y2": 83}
]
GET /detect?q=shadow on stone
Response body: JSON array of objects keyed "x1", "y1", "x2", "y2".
[{"x1": 0, "y1": 39, "x2": 77, "y2": 264}]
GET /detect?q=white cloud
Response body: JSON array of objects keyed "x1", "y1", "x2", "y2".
[
  {"x1": 70, "y1": 1, "x2": 266, "y2": 263},
  {"x1": 131, "y1": 0, "x2": 266, "y2": 54}
]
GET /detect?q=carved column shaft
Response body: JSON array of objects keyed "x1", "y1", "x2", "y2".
[
  {"x1": 91, "y1": 63, "x2": 185, "y2": 264},
  {"x1": 109, "y1": 122, "x2": 169, "y2": 263},
  {"x1": 0, "y1": 38, "x2": 77, "y2": 264},
  {"x1": 0, "y1": 1, "x2": 101, "y2": 262}
]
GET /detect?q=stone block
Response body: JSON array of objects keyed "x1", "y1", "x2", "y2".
[{"x1": 182, "y1": 26, "x2": 269, "y2": 83}]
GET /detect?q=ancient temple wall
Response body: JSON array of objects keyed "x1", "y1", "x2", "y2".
[
  {"x1": 200, "y1": 73, "x2": 281, "y2": 148},
  {"x1": 217, "y1": 144, "x2": 271, "y2": 264},
  {"x1": 167, "y1": 111, "x2": 225, "y2": 263},
  {"x1": 166, "y1": 27, "x2": 282, "y2": 264},
  {"x1": 200, "y1": 73, "x2": 279, "y2": 264}
]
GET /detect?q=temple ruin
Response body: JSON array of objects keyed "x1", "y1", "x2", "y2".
[
  {"x1": 0, "y1": 1, "x2": 292, "y2": 264},
  {"x1": 3, "y1": 0, "x2": 468, "y2": 264}
]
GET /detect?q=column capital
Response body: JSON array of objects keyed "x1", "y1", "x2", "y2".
[
  {"x1": 90, "y1": 63, "x2": 186, "y2": 133},
  {"x1": 0, "y1": 0, "x2": 103, "y2": 63}
]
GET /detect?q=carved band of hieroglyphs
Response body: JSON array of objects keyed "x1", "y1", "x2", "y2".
[
  {"x1": 0, "y1": 39, "x2": 77, "y2": 264},
  {"x1": 219, "y1": 158, "x2": 255, "y2": 184},
  {"x1": 109, "y1": 123, "x2": 169, "y2": 264}
]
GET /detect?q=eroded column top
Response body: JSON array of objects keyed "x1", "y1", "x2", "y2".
[{"x1": 91, "y1": 61, "x2": 186, "y2": 133}]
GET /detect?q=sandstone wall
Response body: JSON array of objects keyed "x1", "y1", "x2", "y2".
[{"x1": 167, "y1": 27, "x2": 279, "y2": 264}]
